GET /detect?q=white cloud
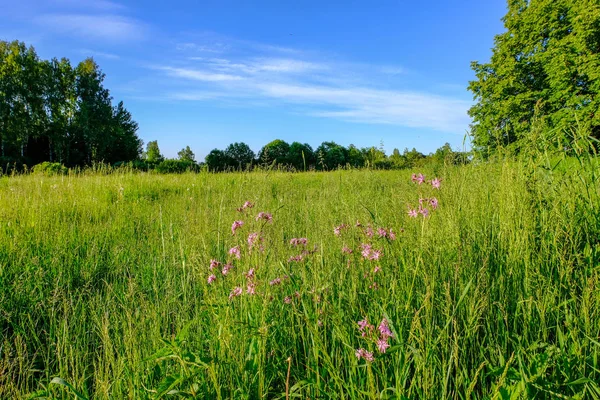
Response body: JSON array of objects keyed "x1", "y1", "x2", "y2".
[
  {"x1": 80, "y1": 49, "x2": 120, "y2": 59},
  {"x1": 160, "y1": 66, "x2": 243, "y2": 82},
  {"x1": 36, "y1": 14, "x2": 146, "y2": 42}
]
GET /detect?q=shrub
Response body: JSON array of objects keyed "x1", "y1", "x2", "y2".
[
  {"x1": 155, "y1": 159, "x2": 199, "y2": 174},
  {"x1": 32, "y1": 162, "x2": 68, "y2": 176}
]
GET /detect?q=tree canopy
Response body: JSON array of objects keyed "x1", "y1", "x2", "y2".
[
  {"x1": 468, "y1": 0, "x2": 600, "y2": 153},
  {"x1": 0, "y1": 40, "x2": 142, "y2": 168}
]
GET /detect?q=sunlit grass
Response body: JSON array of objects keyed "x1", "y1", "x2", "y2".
[{"x1": 0, "y1": 158, "x2": 599, "y2": 399}]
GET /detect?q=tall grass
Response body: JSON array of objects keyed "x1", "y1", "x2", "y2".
[{"x1": 0, "y1": 154, "x2": 599, "y2": 398}]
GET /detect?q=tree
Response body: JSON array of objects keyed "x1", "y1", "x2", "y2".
[
  {"x1": 315, "y1": 141, "x2": 347, "y2": 170},
  {"x1": 288, "y1": 142, "x2": 315, "y2": 170},
  {"x1": 205, "y1": 149, "x2": 231, "y2": 172},
  {"x1": 178, "y1": 146, "x2": 196, "y2": 162},
  {"x1": 258, "y1": 139, "x2": 290, "y2": 166},
  {"x1": 468, "y1": 0, "x2": 600, "y2": 153},
  {"x1": 224, "y1": 142, "x2": 255, "y2": 170},
  {"x1": 109, "y1": 101, "x2": 143, "y2": 163},
  {"x1": 347, "y1": 144, "x2": 365, "y2": 168},
  {"x1": 145, "y1": 140, "x2": 164, "y2": 163}
]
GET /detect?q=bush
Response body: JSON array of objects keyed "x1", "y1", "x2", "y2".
[
  {"x1": 155, "y1": 159, "x2": 199, "y2": 174},
  {"x1": 32, "y1": 162, "x2": 68, "y2": 176}
]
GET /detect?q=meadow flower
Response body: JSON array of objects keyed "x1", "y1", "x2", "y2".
[
  {"x1": 270, "y1": 278, "x2": 282, "y2": 286},
  {"x1": 247, "y1": 232, "x2": 261, "y2": 248},
  {"x1": 378, "y1": 319, "x2": 393, "y2": 338},
  {"x1": 229, "y1": 246, "x2": 241, "y2": 259},
  {"x1": 365, "y1": 226, "x2": 374, "y2": 238},
  {"x1": 243, "y1": 201, "x2": 254, "y2": 209},
  {"x1": 373, "y1": 266, "x2": 381, "y2": 273},
  {"x1": 334, "y1": 224, "x2": 348, "y2": 236},
  {"x1": 355, "y1": 348, "x2": 374, "y2": 362},
  {"x1": 377, "y1": 338, "x2": 390, "y2": 353},
  {"x1": 431, "y1": 178, "x2": 441, "y2": 189},
  {"x1": 411, "y1": 173, "x2": 417, "y2": 182},
  {"x1": 290, "y1": 237, "x2": 308, "y2": 246},
  {"x1": 408, "y1": 208, "x2": 418, "y2": 218},
  {"x1": 231, "y1": 220, "x2": 244, "y2": 235},
  {"x1": 342, "y1": 246, "x2": 353, "y2": 254},
  {"x1": 369, "y1": 249, "x2": 382, "y2": 261},
  {"x1": 357, "y1": 318, "x2": 370, "y2": 332},
  {"x1": 245, "y1": 268, "x2": 255, "y2": 279},
  {"x1": 360, "y1": 243, "x2": 372, "y2": 259},
  {"x1": 246, "y1": 283, "x2": 256, "y2": 295},
  {"x1": 207, "y1": 274, "x2": 216, "y2": 284},
  {"x1": 209, "y1": 259, "x2": 221, "y2": 270},
  {"x1": 419, "y1": 207, "x2": 429, "y2": 218},
  {"x1": 377, "y1": 228, "x2": 387, "y2": 238},
  {"x1": 222, "y1": 263, "x2": 233, "y2": 275},
  {"x1": 388, "y1": 229, "x2": 397, "y2": 241},
  {"x1": 284, "y1": 296, "x2": 292, "y2": 304},
  {"x1": 229, "y1": 286, "x2": 243, "y2": 299},
  {"x1": 369, "y1": 282, "x2": 379, "y2": 290},
  {"x1": 429, "y1": 197, "x2": 438, "y2": 210},
  {"x1": 288, "y1": 254, "x2": 304, "y2": 262},
  {"x1": 256, "y1": 212, "x2": 273, "y2": 222},
  {"x1": 416, "y1": 173, "x2": 426, "y2": 184}
]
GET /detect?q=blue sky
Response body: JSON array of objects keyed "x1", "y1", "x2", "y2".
[{"x1": 1, "y1": 0, "x2": 507, "y2": 159}]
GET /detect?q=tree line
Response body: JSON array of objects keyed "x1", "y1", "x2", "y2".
[
  {"x1": 141, "y1": 139, "x2": 469, "y2": 173},
  {"x1": 0, "y1": 40, "x2": 142, "y2": 170}
]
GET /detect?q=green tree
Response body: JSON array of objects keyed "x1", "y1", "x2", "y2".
[
  {"x1": 145, "y1": 140, "x2": 164, "y2": 163},
  {"x1": 287, "y1": 142, "x2": 315, "y2": 171},
  {"x1": 315, "y1": 141, "x2": 347, "y2": 170},
  {"x1": 468, "y1": 0, "x2": 600, "y2": 153},
  {"x1": 109, "y1": 101, "x2": 143, "y2": 163},
  {"x1": 258, "y1": 139, "x2": 290, "y2": 166},
  {"x1": 205, "y1": 149, "x2": 231, "y2": 172},
  {"x1": 177, "y1": 146, "x2": 196, "y2": 162},
  {"x1": 347, "y1": 144, "x2": 365, "y2": 168},
  {"x1": 225, "y1": 142, "x2": 255, "y2": 170}
]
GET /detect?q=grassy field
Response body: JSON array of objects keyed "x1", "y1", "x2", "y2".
[{"x1": 0, "y1": 157, "x2": 599, "y2": 399}]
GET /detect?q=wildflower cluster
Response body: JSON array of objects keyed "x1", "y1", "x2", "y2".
[
  {"x1": 355, "y1": 317, "x2": 395, "y2": 361},
  {"x1": 407, "y1": 173, "x2": 442, "y2": 218}
]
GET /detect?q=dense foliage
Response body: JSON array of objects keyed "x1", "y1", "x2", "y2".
[
  {"x1": 468, "y1": 0, "x2": 600, "y2": 153},
  {"x1": 204, "y1": 139, "x2": 469, "y2": 172},
  {"x1": 0, "y1": 41, "x2": 142, "y2": 169}
]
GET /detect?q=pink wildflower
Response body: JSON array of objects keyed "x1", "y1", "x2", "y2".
[
  {"x1": 231, "y1": 220, "x2": 244, "y2": 235},
  {"x1": 369, "y1": 282, "x2": 380, "y2": 290},
  {"x1": 247, "y1": 232, "x2": 261, "y2": 248},
  {"x1": 245, "y1": 268, "x2": 255, "y2": 280},
  {"x1": 374, "y1": 266, "x2": 381, "y2": 274},
  {"x1": 290, "y1": 238, "x2": 308, "y2": 246},
  {"x1": 207, "y1": 274, "x2": 216, "y2": 284},
  {"x1": 222, "y1": 263, "x2": 233, "y2": 275},
  {"x1": 209, "y1": 259, "x2": 221, "y2": 270},
  {"x1": 270, "y1": 278, "x2": 282, "y2": 286},
  {"x1": 357, "y1": 317, "x2": 370, "y2": 332},
  {"x1": 369, "y1": 249, "x2": 382, "y2": 261},
  {"x1": 411, "y1": 173, "x2": 418, "y2": 182},
  {"x1": 284, "y1": 296, "x2": 292, "y2": 304},
  {"x1": 288, "y1": 254, "x2": 304, "y2": 262},
  {"x1": 388, "y1": 229, "x2": 397, "y2": 241},
  {"x1": 229, "y1": 286, "x2": 243, "y2": 299},
  {"x1": 419, "y1": 207, "x2": 429, "y2": 218},
  {"x1": 342, "y1": 246, "x2": 353, "y2": 255},
  {"x1": 416, "y1": 173, "x2": 426, "y2": 185},
  {"x1": 429, "y1": 197, "x2": 439, "y2": 210},
  {"x1": 378, "y1": 319, "x2": 394, "y2": 338},
  {"x1": 243, "y1": 201, "x2": 254, "y2": 209},
  {"x1": 377, "y1": 338, "x2": 390, "y2": 353},
  {"x1": 229, "y1": 246, "x2": 241, "y2": 259},
  {"x1": 408, "y1": 208, "x2": 418, "y2": 218},
  {"x1": 377, "y1": 227, "x2": 387, "y2": 238},
  {"x1": 256, "y1": 212, "x2": 273, "y2": 222},
  {"x1": 246, "y1": 282, "x2": 256, "y2": 295},
  {"x1": 355, "y1": 348, "x2": 374, "y2": 362},
  {"x1": 360, "y1": 243, "x2": 372, "y2": 259},
  {"x1": 334, "y1": 224, "x2": 348, "y2": 236},
  {"x1": 431, "y1": 178, "x2": 441, "y2": 189},
  {"x1": 365, "y1": 226, "x2": 374, "y2": 238}
]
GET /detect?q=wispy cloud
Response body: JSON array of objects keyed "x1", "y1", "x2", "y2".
[
  {"x1": 148, "y1": 36, "x2": 469, "y2": 133},
  {"x1": 80, "y1": 49, "x2": 120, "y2": 59},
  {"x1": 36, "y1": 14, "x2": 146, "y2": 42}
]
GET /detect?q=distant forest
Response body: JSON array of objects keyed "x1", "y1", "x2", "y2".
[{"x1": 0, "y1": 40, "x2": 142, "y2": 168}]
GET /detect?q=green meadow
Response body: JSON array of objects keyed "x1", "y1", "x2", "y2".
[{"x1": 1, "y1": 157, "x2": 599, "y2": 399}]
